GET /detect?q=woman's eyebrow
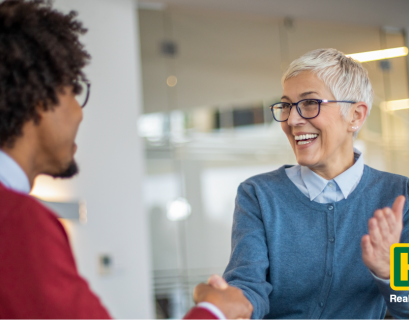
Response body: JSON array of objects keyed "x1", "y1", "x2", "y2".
[
  {"x1": 281, "y1": 91, "x2": 319, "y2": 101},
  {"x1": 300, "y1": 91, "x2": 319, "y2": 98}
]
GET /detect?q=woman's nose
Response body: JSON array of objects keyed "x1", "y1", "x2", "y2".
[{"x1": 287, "y1": 106, "x2": 306, "y2": 126}]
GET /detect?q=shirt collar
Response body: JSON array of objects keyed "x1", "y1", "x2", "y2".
[
  {"x1": 300, "y1": 166, "x2": 328, "y2": 201},
  {"x1": 300, "y1": 148, "x2": 364, "y2": 201},
  {"x1": 333, "y1": 149, "x2": 363, "y2": 199},
  {"x1": 0, "y1": 150, "x2": 30, "y2": 194}
]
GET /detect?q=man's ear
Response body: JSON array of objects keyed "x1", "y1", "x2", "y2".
[
  {"x1": 348, "y1": 102, "x2": 368, "y2": 134},
  {"x1": 34, "y1": 102, "x2": 47, "y2": 123}
]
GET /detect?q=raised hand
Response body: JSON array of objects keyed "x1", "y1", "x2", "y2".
[
  {"x1": 194, "y1": 274, "x2": 253, "y2": 319},
  {"x1": 361, "y1": 195, "x2": 406, "y2": 279}
]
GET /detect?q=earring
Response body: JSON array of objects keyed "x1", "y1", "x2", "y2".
[{"x1": 351, "y1": 126, "x2": 359, "y2": 130}]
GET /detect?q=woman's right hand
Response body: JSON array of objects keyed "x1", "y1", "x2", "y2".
[{"x1": 194, "y1": 274, "x2": 253, "y2": 319}]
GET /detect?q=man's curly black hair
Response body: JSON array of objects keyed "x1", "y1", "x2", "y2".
[{"x1": 0, "y1": 0, "x2": 90, "y2": 147}]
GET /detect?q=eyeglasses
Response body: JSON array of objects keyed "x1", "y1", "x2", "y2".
[
  {"x1": 270, "y1": 99, "x2": 356, "y2": 122},
  {"x1": 73, "y1": 79, "x2": 91, "y2": 108}
]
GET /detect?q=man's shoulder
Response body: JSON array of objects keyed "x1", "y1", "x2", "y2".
[
  {"x1": 0, "y1": 184, "x2": 57, "y2": 225},
  {"x1": 0, "y1": 184, "x2": 70, "y2": 262}
]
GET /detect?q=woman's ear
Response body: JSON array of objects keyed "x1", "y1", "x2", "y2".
[{"x1": 348, "y1": 102, "x2": 368, "y2": 134}]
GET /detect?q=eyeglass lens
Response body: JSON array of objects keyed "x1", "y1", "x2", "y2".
[{"x1": 272, "y1": 99, "x2": 320, "y2": 121}]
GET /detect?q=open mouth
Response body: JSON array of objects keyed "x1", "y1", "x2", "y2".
[{"x1": 294, "y1": 133, "x2": 319, "y2": 146}]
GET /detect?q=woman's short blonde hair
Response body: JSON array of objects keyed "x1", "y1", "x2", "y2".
[{"x1": 282, "y1": 48, "x2": 373, "y2": 137}]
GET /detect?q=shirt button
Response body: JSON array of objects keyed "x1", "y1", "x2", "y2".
[
  {"x1": 328, "y1": 183, "x2": 333, "y2": 188},
  {"x1": 328, "y1": 205, "x2": 334, "y2": 210},
  {"x1": 327, "y1": 271, "x2": 332, "y2": 276},
  {"x1": 329, "y1": 238, "x2": 335, "y2": 242},
  {"x1": 320, "y1": 302, "x2": 324, "y2": 307}
]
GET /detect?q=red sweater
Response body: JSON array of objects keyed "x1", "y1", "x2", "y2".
[{"x1": 0, "y1": 183, "x2": 217, "y2": 319}]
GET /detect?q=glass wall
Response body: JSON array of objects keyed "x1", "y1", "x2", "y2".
[{"x1": 138, "y1": 8, "x2": 409, "y2": 318}]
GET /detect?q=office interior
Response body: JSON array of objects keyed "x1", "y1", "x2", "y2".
[{"x1": 29, "y1": 0, "x2": 409, "y2": 318}]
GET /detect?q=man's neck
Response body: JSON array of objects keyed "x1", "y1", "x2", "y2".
[
  {"x1": 1, "y1": 122, "x2": 42, "y2": 188},
  {"x1": 1, "y1": 146, "x2": 37, "y2": 188}
]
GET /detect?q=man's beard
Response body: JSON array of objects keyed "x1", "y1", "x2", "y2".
[{"x1": 52, "y1": 160, "x2": 79, "y2": 178}]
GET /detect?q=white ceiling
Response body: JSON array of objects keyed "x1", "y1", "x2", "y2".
[{"x1": 137, "y1": 0, "x2": 409, "y2": 30}]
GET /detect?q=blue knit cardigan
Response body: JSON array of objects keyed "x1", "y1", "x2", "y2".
[{"x1": 224, "y1": 165, "x2": 409, "y2": 319}]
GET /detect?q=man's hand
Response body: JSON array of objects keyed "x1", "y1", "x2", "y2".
[
  {"x1": 361, "y1": 195, "x2": 406, "y2": 279},
  {"x1": 194, "y1": 275, "x2": 253, "y2": 319}
]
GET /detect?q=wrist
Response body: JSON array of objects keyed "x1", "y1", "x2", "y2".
[
  {"x1": 197, "y1": 302, "x2": 226, "y2": 319},
  {"x1": 371, "y1": 269, "x2": 390, "y2": 280}
]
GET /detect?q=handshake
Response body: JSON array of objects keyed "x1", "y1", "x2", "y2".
[{"x1": 193, "y1": 275, "x2": 253, "y2": 319}]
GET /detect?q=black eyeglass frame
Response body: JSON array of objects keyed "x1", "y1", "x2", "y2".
[
  {"x1": 81, "y1": 81, "x2": 91, "y2": 108},
  {"x1": 73, "y1": 80, "x2": 91, "y2": 108},
  {"x1": 270, "y1": 99, "x2": 356, "y2": 122}
]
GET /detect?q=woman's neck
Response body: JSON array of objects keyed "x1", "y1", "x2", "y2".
[{"x1": 308, "y1": 148, "x2": 356, "y2": 181}]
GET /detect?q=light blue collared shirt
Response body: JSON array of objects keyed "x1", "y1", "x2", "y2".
[
  {"x1": 0, "y1": 149, "x2": 30, "y2": 194},
  {"x1": 285, "y1": 148, "x2": 363, "y2": 204}
]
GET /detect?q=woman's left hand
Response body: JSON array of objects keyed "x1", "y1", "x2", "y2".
[{"x1": 361, "y1": 195, "x2": 406, "y2": 279}]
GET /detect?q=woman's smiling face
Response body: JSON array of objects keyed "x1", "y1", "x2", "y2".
[{"x1": 281, "y1": 71, "x2": 355, "y2": 172}]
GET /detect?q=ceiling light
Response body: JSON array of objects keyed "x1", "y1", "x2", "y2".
[
  {"x1": 167, "y1": 197, "x2": 191, "y2": 221},
  {"x1": 381, "y1": 99, "x2": 409, "y2": 111},
  {"x1": 346, "y1": 47, "x2": 408, "y2": 62},
  {"x1": 167, "y1": 76, "x2": 177, "y2": 87}
]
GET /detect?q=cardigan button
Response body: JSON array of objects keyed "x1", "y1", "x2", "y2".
[
  {"x1": 320, "y1": 302, "x2": 324, "y2": 307},
  {"x1": 329, "y1": 238, "x2": 335, "y2": 242},
  {"x1": 328, "y1": 205, "x2": 334, "y2": 210}
]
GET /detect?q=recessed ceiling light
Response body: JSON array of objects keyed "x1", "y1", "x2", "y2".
[{"x1": 347, "y1": 47, "x2": 408, "y2": 62}]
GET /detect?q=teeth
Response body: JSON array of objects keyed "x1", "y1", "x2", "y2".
[
  {"x1": 294, "y1": 134, "x2": 318, "y2": 141},
  {"x1": 298, "y1": 140, "x2": 312, "y2": 145}
]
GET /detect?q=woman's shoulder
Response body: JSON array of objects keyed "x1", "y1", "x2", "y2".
[
  {"x1": 241, "y1": 165, "x2": 290, "y2": 187},
  {"x1": 364, "y1": 165, "x2": 409, "y2": 195},
  {"x1": 365, "y1": 165, "x2": 409, "y2": 183}
]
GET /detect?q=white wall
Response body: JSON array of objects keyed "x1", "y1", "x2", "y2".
[{"x1": 33, "y1": 0, "x2": 153, "y2": 318}]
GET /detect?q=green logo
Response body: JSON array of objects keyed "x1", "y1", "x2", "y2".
[{"x1": 391, "y1": 244, "x2": 409, "y2": 290}]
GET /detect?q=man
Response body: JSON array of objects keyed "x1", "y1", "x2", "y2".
[{"x1": 0, "y1": 0, "x2": 252, "y2": 318}]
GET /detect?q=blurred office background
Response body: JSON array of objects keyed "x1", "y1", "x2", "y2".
[{"x1": 27, "y1": 0, "x2": 409, "y2": 318}]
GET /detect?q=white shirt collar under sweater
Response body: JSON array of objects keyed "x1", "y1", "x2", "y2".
[
  {"x1": 0, "y1": 149, "x2": 30, "y2": 194},
  {"x1": 285, "y1": 148, "x2": 364, "y2": 203}
]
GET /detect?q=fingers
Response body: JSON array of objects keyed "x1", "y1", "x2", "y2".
[
  {"x1": 383, "y1": 207, "x2": 397, "y2": 233},
  {"x1": 392, "y1": 195, "x2": 406, "y2": 221},
  {"x1": 193, "y1": 282, "x2": 253, "y2": 319},
  {"x1": 193, "y1": 283, "x2": 210, "y2": 303},
  {"x1": 208, "y1": 274, "x2": 228, "y2": 290},
  {"x1": 374, "y1": 209, "x2": 390, "y2": 238},
  {"x1": 361, "y1": 234, "x2": 373, "y2": 258},
  {"x1": 368, "y1": 215, "x2": 382, "y2": 246},
  {"x1": 372, "y1": 206, "x2": 403, "y2": 241},
  {"x1": 363, "y1": 198, "x2": 405, "y2": 279}
]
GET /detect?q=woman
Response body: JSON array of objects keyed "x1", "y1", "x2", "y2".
[{"x1": 223, "y1": 48, "x2": 409, "y2": 319}]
